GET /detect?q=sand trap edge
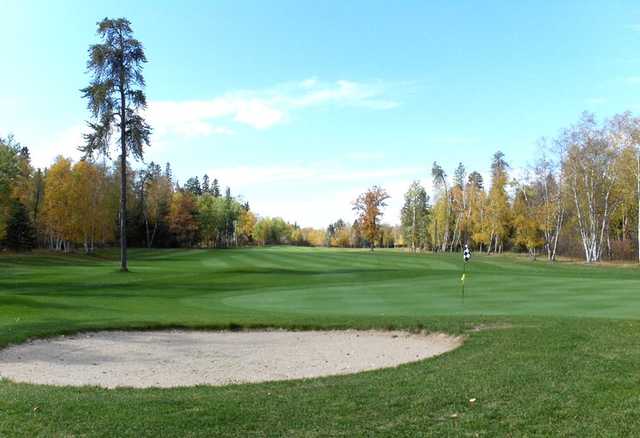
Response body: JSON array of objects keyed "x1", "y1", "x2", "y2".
[{"x1": 0, "y1": 329, "x2": 464, "y2": 389}]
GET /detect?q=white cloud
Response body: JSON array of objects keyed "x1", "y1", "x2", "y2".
[
  {"x1": 29, "y1": 124, "x2": 86, "y2": 169},
  {"x1": 208, "y1": 164, "x2": 421, "y2": 189},
  {"x1": 300, "y1": 77, "x2": 318, "y2": 88},
  {"x1": 284, "y1": 79, "x2": 399, "y2": 110},
  {"x1": 146, "y1": 78, "x2": 399, "y2": 139},
  {"x1": 207, "y1": 163, "x2": 428, "y2": 228}
]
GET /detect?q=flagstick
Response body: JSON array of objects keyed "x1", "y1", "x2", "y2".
[{"x1": 461, "y1": 261, "x2": 466, "y2": 302}]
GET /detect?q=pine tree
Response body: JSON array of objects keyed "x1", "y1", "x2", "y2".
[
  {"x1": 202, "y1": 174, "x2": 210, "y2": 194},
  {"x1": 185, "y1": 177, "x2": 202, "y2": 196},
  {"x1": 467, "y1": 171, "x2": 484, "y2": 190},
  {"x1": 4, "y1": 200, "x2": 35, "y2": 251},
  {"x1": 80, "y1": 17, "x2": 151, "y2": 271},
  {"x1": 212, "y1": 178, "x2": 221, "y2": 197}
]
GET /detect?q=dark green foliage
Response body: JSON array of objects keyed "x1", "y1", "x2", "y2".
[
  {"x1": 80, "y1": 18, "x2": 150, "y2": 160},
  {"x1": 184, "y1": 176, "x2": 202, "y2": 196},
  {"x1": 81, "y1": 17, "x2": 150, "y2": 271},
  {"x1": 453, "y1": 162, "x2": 466, "y2": 189},
  {"x1": 211, "y1": 178, "x2": 220, "y2": 197},
  {"x1": 3, "y1": 200, "x2": 35, "y2": 251},
  {"x1": 202, "y1": 174, "x2": 210, "y2": 194},
  {"x1": 467, "y1": 171, "x2": 484, "y2": 189},
  {"x1": 0, "y1": 136, "x2": 21, "y2": 198}
]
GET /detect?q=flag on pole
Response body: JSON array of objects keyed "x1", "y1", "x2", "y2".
[
  {"x1": 461, "y1": 245, "x2": 471, "y2": 301},
  {"x1": 463, "y1": 245, "x2": 471, "y2": 263}
]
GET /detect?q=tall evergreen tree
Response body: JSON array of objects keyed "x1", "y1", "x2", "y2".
[
  {"x1": 164, "y1": 162, "x2": 173, "y2": 185},
  {"x1": 467, "y1": 171, "x2": 484, "y2": 190},
  {"x1": 80, "y1": 17, "x2": 151, "y2": 271},
  {"x1": 185, "y1": 177, "x2": 202, "y2": 196},
  {"x1": 453, "y1": 162, "x2": 466, "y2": 189},
  {"x1": 202, "y1": 174, "x2": 210, "y2": 194},
  {"x1": 4, "y1": 200, "x2": 35, "y2": 251},
  {"x1": 212, "y1": 178, "x2": 221, "y2": 197}
]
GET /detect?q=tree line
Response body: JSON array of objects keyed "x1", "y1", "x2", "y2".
[
  {"x1": 0, "y1": 139, "x2": 321, "y2": 252},
  {"x1": 325, "y1": 112, "x2": 639, "y2": 263}
]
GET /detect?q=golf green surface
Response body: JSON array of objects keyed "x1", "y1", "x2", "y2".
[{"x1": 1, "y1": 247, "x2": 640, "y2": 436}]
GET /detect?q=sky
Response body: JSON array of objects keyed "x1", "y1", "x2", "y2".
[{"x1": 2, "y1": 0, "x2": 640, "y2": 228}]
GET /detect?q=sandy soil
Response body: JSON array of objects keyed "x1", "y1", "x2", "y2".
[{"x1": 0, "y1": 330, "x2": 462, "y2": 388}]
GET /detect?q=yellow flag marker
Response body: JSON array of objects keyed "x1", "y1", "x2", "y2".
[{"x1": 461, "y1": 273, "x2": 466, "y2": 282}]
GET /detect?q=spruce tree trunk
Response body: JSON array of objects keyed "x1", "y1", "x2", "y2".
[{"x1": 119, "y1": 80, "x2": 128, "y2": 272}]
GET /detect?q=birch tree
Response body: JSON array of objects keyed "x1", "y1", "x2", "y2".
[
  {"x1": 532, "y1": 141, "x2": 564, "y2": 261},
  {"x1": 561, "y1": 113, "x2": 620, "y2": 262},
  {"x1": 608, "y1": 112, "x2": 640, "y2": 262},
  {"x1": 400, "y1": 181, "x2": 429, "y2": 252},
  {"x1": 431, "y1": 162, "x2": 450, "y2": 251}
]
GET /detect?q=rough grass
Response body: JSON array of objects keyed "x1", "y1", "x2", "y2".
[{"x1": 1, "y1": 247, "x2": 640, "y2": 436}]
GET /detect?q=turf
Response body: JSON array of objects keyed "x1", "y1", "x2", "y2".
[{"x1": 1, "y1": 247, "x2": 640, "y2": 436}]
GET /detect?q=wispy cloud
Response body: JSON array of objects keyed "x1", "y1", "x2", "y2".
[
  {"x1": 208, "y1": 164, "x2": 421, "y2": 189},
  {"x1": 146, "y1": 78, "x2": 400, "y2": 138},
  {"x1": 345, "y1": 151, "x2": 385, "y2": 161},
  {"x1": 206, "y1": 163, "x2": 430, "y2": 227},
  {"x1": 30, "y1": 124, "x2": 87, "y2": 169}
]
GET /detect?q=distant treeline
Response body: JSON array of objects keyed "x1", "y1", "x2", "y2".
[
  {"x1": 324, "y1": 111, "x2": 639, "y2": 263},
  {"x1": 2, "y1": 111, "x2": 639, "y2": 263},
  {"x1": 0, "y1": 138, "x2": 324, "y2": 252}
]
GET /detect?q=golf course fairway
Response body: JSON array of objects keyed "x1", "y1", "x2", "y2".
[{"x1": 1, "y1": 247, "x2": 640, "y2": 436}]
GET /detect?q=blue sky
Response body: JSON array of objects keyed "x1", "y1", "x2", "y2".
[{"x1": 2, "y1": 1, "x2": 640, "y2": 227}]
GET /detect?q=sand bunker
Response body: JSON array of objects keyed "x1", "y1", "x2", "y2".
[{"x1": 0, "y1": 330, "x2": 462, "y2": 388}]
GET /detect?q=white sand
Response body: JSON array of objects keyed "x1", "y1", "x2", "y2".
[{"x1": 0, "y1": 330, "x2": 462, "y2": 388}]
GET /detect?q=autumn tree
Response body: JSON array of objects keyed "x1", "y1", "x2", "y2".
[
  {"x1": 42, "y1": 157, "x2": 74, "y2": 251},
  {"x1": 431, "y1": 162, "x2": 450, "y2": 251},
  {"x1": 560, "y1": 113, "x2": 620, "y2": 262},
  {"x1": 168, "y1": 191, "x2": 199, "y2": 247},
  {"x1": 512, "y1": 181, "x2": 544, "y2": 258},
  {"x1": 353, "y1": 186, "x2": 390, "y2": 251},
  {"x1": 140, "y1": 162, "x2": 172, "y2": 248},
  {"x1": 608, "y1": 112, "x2": 640, "y2": 262},
  {"x1": 237, "y1": 209, "x2": 257, "y2": 244},
  {"x1": 486, "y1": 151, "x2": 511, "y2": 253},
  {"x1": 69, "y1": 160, "x2": 115, "y2": 253},
  {"x1": 0, "y1": 136, "x2": 22, "y2": 241},
  {"x1": 467, "y1": 174, "x2": 490, "y2": 251},
  {"x1": 532, "y1": 142, "x2": 564, "y2": 261},
  {"x1": 81, "y1": 17, "x2": 151, "y2": 271},
  {"x1": 450, "y1": 163, "x2": 467, "y2": 250},
  {"x1": 401, "y1": 181, "x2": 430, "y2": 252}
]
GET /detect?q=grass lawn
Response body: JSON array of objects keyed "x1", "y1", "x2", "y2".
[{"x1": 1, "y1": 246, "x2": 640, "y2": 436}]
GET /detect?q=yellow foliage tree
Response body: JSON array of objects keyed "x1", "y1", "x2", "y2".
[{"x1": 42, "y1": 157, "x2": 74, "y2": 251}]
